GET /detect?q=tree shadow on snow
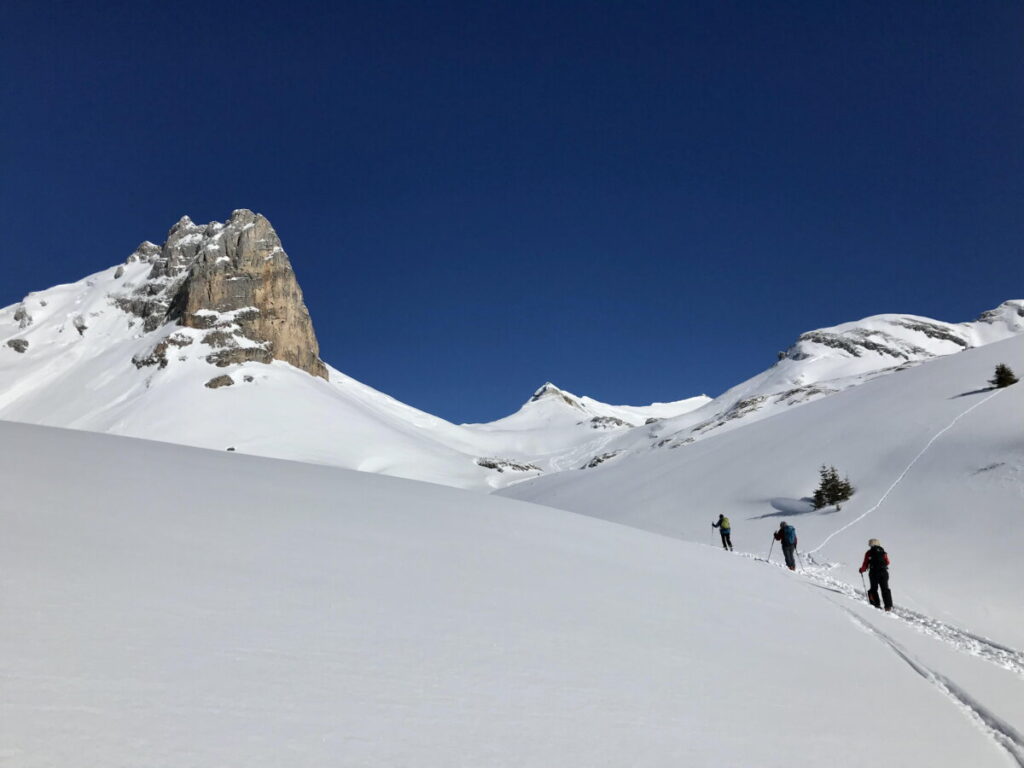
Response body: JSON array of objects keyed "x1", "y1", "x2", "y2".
[
  {"x1": 951, "y1": 387, "x2": 994, "y2": 399},
  {"x1": 748, "y1": 497, "x2": 842, "y2": 520}
]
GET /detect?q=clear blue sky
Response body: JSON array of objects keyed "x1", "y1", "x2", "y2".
[{"x1": 2, "y1": 1, "x2": 1022, "y2": 423}]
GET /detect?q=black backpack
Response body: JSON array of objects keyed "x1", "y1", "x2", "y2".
[{"x1": 868, "y1": 545, "x2": 888, "y2": 571}]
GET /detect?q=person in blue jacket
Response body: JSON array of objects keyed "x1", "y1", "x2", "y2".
[
  {"x1": 774, "y1": 521, "x2": 798, "y2": 570},
  {"x1": 711, "y1": 514, "x2": 733, "y2": 550}
]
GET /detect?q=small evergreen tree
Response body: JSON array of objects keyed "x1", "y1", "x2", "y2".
[
  {"x1": 812, "y1": 465, "x2": 855, "y2": 510},
  {"x1": 989, "y1": 363, "x2": 1019, "y2": 389}
]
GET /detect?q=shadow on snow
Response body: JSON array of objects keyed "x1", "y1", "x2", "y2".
[{"x1": 748, "y1": 497, "x2": 844, "y2": 520}]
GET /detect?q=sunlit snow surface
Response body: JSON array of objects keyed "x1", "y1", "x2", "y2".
[
  {"x1": 0, "y1": 261, "x2": 710, "y2": 489},
  {"x1": 499, "y1": 333, "x2": 1024, "y2": 765},
  {"x1": 2, "y1": 259, "x2": 1023, "y2": 764},
  {"x1": 1, "y1": 260, "x2": 1019, "y2": 491},
  {"x1": 502, "y1": 333, "x2": 1024, "y2": 647},
  {"x1": 2, "y1": 421, "x2": 1019, "y2": 766}
]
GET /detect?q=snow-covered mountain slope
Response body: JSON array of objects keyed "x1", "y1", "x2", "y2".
[
  {"x1": 0, "y1": 209, "x2": 1019, "y2": 491},
  {"x1": 502, "y1": 332, "x2": 1024, "y2": 651},
  {"x1": 696, "y1": 301, "x2": 1024, "y2": 432},
  {"x1": 3, "y1": 420, "x2": 1017, "y2": 767},
  {"x1": 538, "y1": 300, "x2": 1024, "y2": 466},
  {"x1": 0, "y1": 212, "x2": 705, "y2": 490}
]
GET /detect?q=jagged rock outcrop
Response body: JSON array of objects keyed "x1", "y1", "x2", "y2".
[
  {"x1": 586, "y1": 415, "x2": 634, "y2": 429},
  {"x1": 6, "y1": 339, "x2": 29, "y2": 353},
  {"x1": 132, "y1": 332, "x2": 194, "y2": 369},
  {"x1": 791, "y1": 329, "x2": 929, "y2": 361},
  {"x1": 475, "y1": 457, "x2": 542, "y2": 473},
  {"x1": 114, "y1": 210, "x2": 327, "y2": 379},
  {"x1": 977, "y1": 300, "x2": 1024, "y2": 327},
  {"x1": 13, "y1": 305, "x2": 32, "y2": 329},
  {"x1": 581, "y1": 451, "x2": 622, "y2": 469},
  {"x1": 205, "y1": 375, "x2": 235, "y2": 389}
]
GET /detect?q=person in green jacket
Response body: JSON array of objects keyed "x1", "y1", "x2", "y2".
[{"x1": 712, "y1": 514, "x2": 733, "y2": 550}]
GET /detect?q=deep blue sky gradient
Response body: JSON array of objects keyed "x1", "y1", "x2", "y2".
[{"x1": 2, "y1": 1, "x2": 1022, "y2": 422}]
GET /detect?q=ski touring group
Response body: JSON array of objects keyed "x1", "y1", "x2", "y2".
[{"x1": 711, "y1": 517, "x2": 894, "y2": 612}]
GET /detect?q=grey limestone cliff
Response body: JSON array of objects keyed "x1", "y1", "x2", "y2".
[{"x1": 117, "y1": 209, "x2": 327, "y2": 379}]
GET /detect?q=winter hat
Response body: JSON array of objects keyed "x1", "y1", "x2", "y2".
[{"x1": 868, "y1": 538, "x2": 880, "y2": 547}]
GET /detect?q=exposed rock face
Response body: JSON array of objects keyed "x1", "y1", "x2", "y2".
[
  {"x1": 132, "y1": 332, "x2": 193, "y2": 369},
  {"x1": 114, "y1": 210, "x2": 327, "y2": 379},
  {"x1": 6, "y1": 339, "x2": 29, "y2": 353},
  {"x1": 13, "y1": 305, "x2": 32, "y2": 329},
  {"x1": 475, "y1": 457, "x2": 542, "y2": 473},
  {"x1": 205, "y1": 375, "x2": 235, "y2": 389},
  {"x1": 691, "y1": 395, "x2": 768, "y2": 434},
  {"x1": 586, "y1": 415, "x2": 634, "y2": 429},
  {"x1": 977, "y1": 300, "x2": 1024, "y2": 327},
  {"x1": 581, "y1": 451, "x2": 622, "y2": 469},
  {"x1": 792, "y1": 329, "x2": 929, "y2": 361},
  {"x1": 529, "y1": 382, "x2": 584, "y2": 409}
]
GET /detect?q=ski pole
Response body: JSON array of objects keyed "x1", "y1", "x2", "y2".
[
  {"x1": 767, "y1": 537, "x2": 775, "y2": 562},
  {"x1": 860, "y1": 571, "x2": 866, "y2": 595}
]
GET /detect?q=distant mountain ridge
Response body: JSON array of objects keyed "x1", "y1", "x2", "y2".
[
  {"x1": 0, "y1": 209, "x2": 1020, "y2": 489},
  {"x1": 542, "y1": 300, "x2": 1024, "y2": 465}
]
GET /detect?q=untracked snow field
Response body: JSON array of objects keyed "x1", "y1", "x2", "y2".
[{"x1": 2, "y1": 420, "x2": 1017, "y2": 766}]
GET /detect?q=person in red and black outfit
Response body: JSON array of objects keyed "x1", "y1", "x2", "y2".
[{"x1": 859, "y1": 538, "x2": 893, "y2": 611}]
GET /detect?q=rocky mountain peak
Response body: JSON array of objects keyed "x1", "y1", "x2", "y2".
[
  {"x1": 529, "y1": 382, "x2": 583, "y2": 409},
  {"x1": 168, "y1": 215, "x2": 197, "y2": 234},
  {"x1": 116, "y1": 210, "x2": 327, "y2": 379}
]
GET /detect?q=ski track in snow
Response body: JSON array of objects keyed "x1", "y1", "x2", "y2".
[
  {"x1": 841, "y1": 607, "x2": 1024, "y2": 768},
  {"x1": 737, "y1": 546, "x2": 1024, "y2": 764},
  {"x1": 734, "y1": 551, "x2": 1024, "y2": 681},
  {"x1": 808, "y1": 387, "x2": 1005, "y2": 555}
]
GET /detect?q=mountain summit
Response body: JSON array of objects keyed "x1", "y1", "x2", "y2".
[
  {"x1": 529, "y1": 382, "x2": 584, "y2": 408},
  {"x1": 117, "y1": 209, "x2": 327, "y2": 379}
]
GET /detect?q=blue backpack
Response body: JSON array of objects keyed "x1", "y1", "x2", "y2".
[{"x1": 782, "y1": 524, "x2": 797, "y2": 545}]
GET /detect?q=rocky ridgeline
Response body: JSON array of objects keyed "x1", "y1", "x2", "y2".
[
  {"x1": 782, "y1": 302, "x2": 1024, "y2": 364},
  {"x1": 117, "y1": 209, "x2": 327, "y2": 379}
]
